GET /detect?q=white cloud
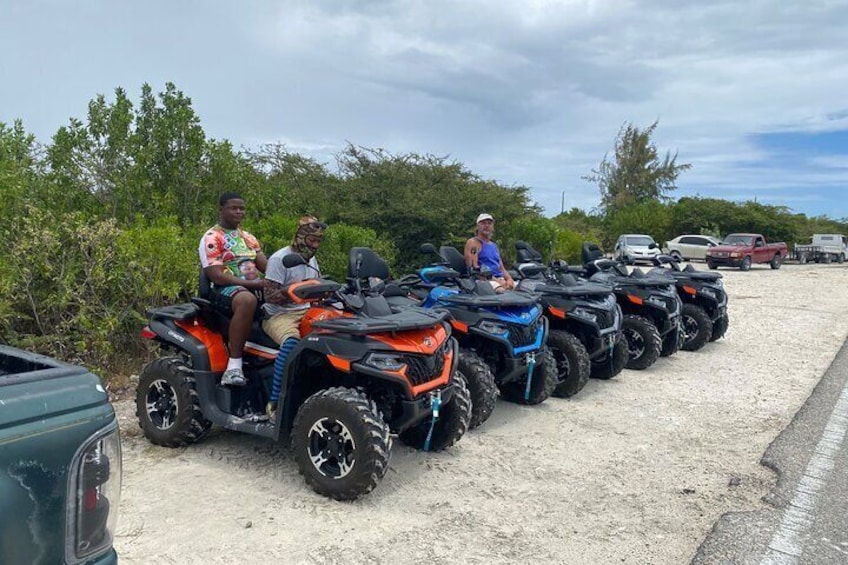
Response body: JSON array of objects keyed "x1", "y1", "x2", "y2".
[{"x1": 1, "y1": 0, "x2": 846, "y2": 217}]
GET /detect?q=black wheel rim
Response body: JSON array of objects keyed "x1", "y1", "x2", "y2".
[
  {"x1": 682, "y1": 315, "x2": 699, "y2": 344},
  {"x1": 307, "y1": 418, "x2": 356, "y2": 479},
  {"x1": 145, "y1": 379, "x2": 178, "y2": 430},
  {"x1": 553, "y1": 348, "x2": 571, "y2": 382},
  {"x1": 624, "y1": 328, "x2": 645, "y2": 360}
]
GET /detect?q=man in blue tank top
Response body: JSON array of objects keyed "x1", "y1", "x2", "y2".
[{"x1": 463, "y1": 213, "x2": 515, "y2": 293}]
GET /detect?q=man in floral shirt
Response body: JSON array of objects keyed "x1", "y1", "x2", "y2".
[{"x1": 199, "y1": 192, "x2": 267, "y2": 386}]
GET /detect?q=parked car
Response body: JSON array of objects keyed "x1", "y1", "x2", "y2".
[
  {"x1": 613, "y1": 234, "x2": 661, "y2": 264},
  {"x1": 794, "y1": 234, "x2": 847, "y2": 264},
  {"x1": 0, "y1": 345, "x2": 121, "y2": 565},
  {"x1": 705, "y1": 233, "x2": 788, "y2": 271},
  {"x1": 663, "y1": 234, "x2": 721, "y2": 261}
]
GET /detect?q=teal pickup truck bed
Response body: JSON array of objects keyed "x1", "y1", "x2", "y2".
[{"x1": 0, "y1": 345, "x2": 120, "y2": 565}]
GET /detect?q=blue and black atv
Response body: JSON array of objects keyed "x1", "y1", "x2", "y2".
[
  {"x1": 578, "y1": 243, "x2": 684, "y2": 370},
  {"x1": 511, "y1": 241, "x2": 627, "y2": 394},
  {"x1": 386, "y1": 244, "x2": 557, "y2": 429}
]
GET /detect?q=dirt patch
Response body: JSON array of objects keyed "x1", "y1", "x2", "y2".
[{"x1": 113, "y1": 263, "x2": 848, "y2": 565}]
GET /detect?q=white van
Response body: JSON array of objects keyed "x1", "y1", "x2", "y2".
[{"x1": 613, "y1": 234, "x2": 660, "y2": 264}]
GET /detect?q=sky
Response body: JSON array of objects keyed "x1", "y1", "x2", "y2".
[{"x1": 2, "y1": 0, "x2": 847, "y2": 218}]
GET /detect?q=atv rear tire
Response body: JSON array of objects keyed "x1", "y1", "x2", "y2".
[
  {"x1": 457, "y1": 348, "x2": 498, "y2": 429},
  {"x1": 681, "y1": 303, "x2": 713, "y2": 351},
  {"x1": 622, "y1": 315, "x2": 661, "y2": 370},
  {"x1": 498, "y1": 346, "x2": 557, "y2": 405},
  {"x1": 709, "y1": 314, "x2": 730, "y2": 342},
  {"x1": 399, "y1": 372, "x2": 472, "y2": 451},
  {"x1": 591, "y1": 337, "x2": 628, "y2": 380},
  {"x1": 136, "y1": 357, "x2": 212, "y2": 447},
  {"x1": 548, "y1": 330, "x2": 591, "y2": 398},
  {"x1": 292, "y1": 387, "x2": 391, "y2": 501}
]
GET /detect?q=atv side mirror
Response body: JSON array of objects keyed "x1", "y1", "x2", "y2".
[{"x1": 282, "y1": 253, "x2": 307, "y2": 268}]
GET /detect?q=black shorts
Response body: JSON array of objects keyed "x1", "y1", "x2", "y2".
[{"x1": 210, "y1": 286, "x2": 263, "y2": 316}]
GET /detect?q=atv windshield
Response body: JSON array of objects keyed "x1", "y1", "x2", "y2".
[{"x1": 722, "y1": 235, "x2": 754, "y2": 246}]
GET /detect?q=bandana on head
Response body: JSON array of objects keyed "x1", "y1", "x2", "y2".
[{"x1": 292, "y1": 215, "x2": 326, "y2": 260}]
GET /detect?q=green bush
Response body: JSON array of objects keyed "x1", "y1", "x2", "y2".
[{"x1": 252, "y1": 217, "x2": 399, "y2": 281}]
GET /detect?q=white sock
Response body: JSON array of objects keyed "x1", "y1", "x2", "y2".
[{"x1": 226, "y1": 357, "x2": 243, "y2": 371}]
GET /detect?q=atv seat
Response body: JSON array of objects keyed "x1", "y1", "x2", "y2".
[
  {"x1": 582, "y1": 242, "x2": 605, "y2": 264},
  {"x1": 515, "y1": 240, "x2": 544, "y2": 263},
  {"x1": 349, "y1": 247, "x2": 391, "y2": 281},
  {"x1": 199, "y1": 268, "x2": 211, "y2": 299},
  {"x1": 439, "y1": 246, "x2": 469, "y2": 276}
]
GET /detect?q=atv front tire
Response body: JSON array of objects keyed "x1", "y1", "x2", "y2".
[
  {"x1": 457, "y1": 348, "x2": 498, "y2": 429},
  {"x1": 498, "y1": 346, "x2": 557, "y2": 405},
  {"x1": 548, "y1": 330, "x2": 591, "y2": 398},
  {"x1": 622, "y1": 315, "x2": 662, "y2": 370},
  {"x1": 591, "y1": 337, "x2": 628, "y2": 380},
  {"x1": 681, "y1": 304, "x2": 713, "y2": 351},
  {"x1": 292, "y1": 387, "x2": 391, "y2": 501},
  {"x1": 399, "y1": 372, "x2": 472, "y2": 451},
  {"x1": 136, "y1": 357, "x2": 212, "y2": 447},
  {"x1": 710, "y1": 314, "x2": 730, "y2": 342}
]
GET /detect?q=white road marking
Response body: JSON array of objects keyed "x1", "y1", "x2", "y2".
[{"x1": 760, "y1": 383, "x2": 848, "y2": 564}]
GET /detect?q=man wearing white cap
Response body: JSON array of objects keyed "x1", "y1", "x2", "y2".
[{"x1": 464, "y1": 213, "x2": 515, "y2": 293}]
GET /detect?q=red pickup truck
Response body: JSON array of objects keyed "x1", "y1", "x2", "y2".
[{"x1": 705, "y1": 233, "x2": 788, "y2": 271}]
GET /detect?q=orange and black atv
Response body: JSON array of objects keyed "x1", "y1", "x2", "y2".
[{"x1": 136, "y1": 253, "x2": 471, "y2": 501}]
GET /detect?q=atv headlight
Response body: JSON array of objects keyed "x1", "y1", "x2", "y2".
[
  {"x1": 699, "y1": 288, "x2": 717, "y2": 300},
  {"x1": 646, "y1": 295, "x2": 667, "y2": 308},
  {"x1": 365, "y1": 352, "x2": 407, "y2": 372},
  {"x1": 572, "y1": 307, "x2": 598, "y2": 322},
  {"x1": 477, "y1": 320, "x2": 510, "y2": 336},
  {"x1": 66, "y1": 422, "x2": 122, "y2": 565}
]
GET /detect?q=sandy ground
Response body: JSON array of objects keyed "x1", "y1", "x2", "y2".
[{"x1": 112, "y1": 263, "x2": 848, "y2": 565}]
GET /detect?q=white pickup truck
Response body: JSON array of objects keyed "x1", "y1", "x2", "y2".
[{"x1": 794, "y1": 234, "x2": 847, "y2": 264}]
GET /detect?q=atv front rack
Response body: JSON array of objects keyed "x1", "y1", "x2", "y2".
[{"x1": 313, "y1": 310, "x2": 449, "y2": 334}]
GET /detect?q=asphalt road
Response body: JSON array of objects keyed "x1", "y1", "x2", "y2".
[{"x1": 693, "y1": 337, "x2": 848, "y2": 564}]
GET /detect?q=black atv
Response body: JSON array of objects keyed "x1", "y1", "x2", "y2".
[
  {"x1": 137, "y1": 251, "x2": 471, "y2": 501},
  {"x1": 648, "y1": 254, "x2": 730, "y2": 350},
  {"x1": 385, "y1": 244, "x2": 558, "y2": 428},
  {"x1": 579, "y1": 243, "x2": 683, "y2": 370},
  {"x1": 512, "y1": 241, "x2": 627, "y2": 394}
]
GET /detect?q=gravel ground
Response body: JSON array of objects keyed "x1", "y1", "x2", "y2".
[{"x1": 112, "y1": 262, "x2": 848, "y2": 565}]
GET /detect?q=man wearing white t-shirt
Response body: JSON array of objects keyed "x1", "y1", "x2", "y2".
[{"x1": 261, "y1": 216, "x2": 327, "y2": 419}]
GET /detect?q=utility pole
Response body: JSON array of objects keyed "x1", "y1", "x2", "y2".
[{"x1": 561, "y1": 190, "x2": 565, "y2": 215}]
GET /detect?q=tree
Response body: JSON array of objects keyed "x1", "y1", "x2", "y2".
[{"x1": 585, "y1": 120, "x2": 691, "y2": 213}]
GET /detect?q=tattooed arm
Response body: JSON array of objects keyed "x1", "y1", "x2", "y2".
[{"x1": 263, "y1": 278, "x2": 292, "y2": 306}]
